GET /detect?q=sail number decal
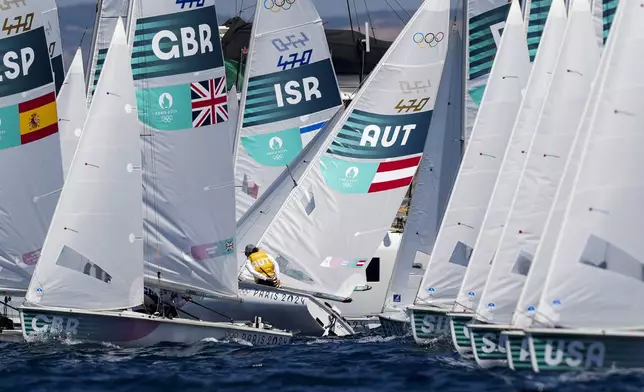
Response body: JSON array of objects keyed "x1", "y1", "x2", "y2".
[
  {"x1": 277, "y1": 49, "x2": 312, "y2": 70},
  {"x1": 175, "y1": 0, "x2": 206, "y2": 8},
  {"x1": 395, "y1": 98, "x2": 430, "y2": 113},
  {"x1": 131, "y1": 6, "x2": 223, "y2": 80},
  {"x1": 0, "y1": 27, "x2": 53, "y2": 98},
  {"x1": 242, "y1": 59, "x2": 341, "y2": 128},
  {"x1": 2, "y1": 12, "x2": 34, "y2": 36},
  {"x1": 326, "y1": 110, "x2": 432, "y2": 159}
]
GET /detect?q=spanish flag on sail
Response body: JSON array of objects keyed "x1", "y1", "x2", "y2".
[{"x1": 18, "y1": 92, "x2": 58, "y2": 144}]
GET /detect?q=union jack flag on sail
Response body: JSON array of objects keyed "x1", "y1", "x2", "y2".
[{"x1": 191, "y1": 77, "x2": 228, "y2": 128}]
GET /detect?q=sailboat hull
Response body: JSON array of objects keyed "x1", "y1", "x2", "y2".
[
  {"x1": 408, "y1": 306, "x2": 451, "y2": 345},
  {"x1": 20, "y1": 307, "x2": 292, "y2": 347},
  {"x1": 377, "y1": 312, "x2": 410, "y2": 337},
  {"x1": 468, "y1": 323, "x2": 511, "y2": 368},
  {"x1": 502, "y1": 329, "x2": 532, "y2": 370},
  {"x1": 448, "y1": 312, "x2": 474, "y2": 354},
  {"x1": 525, "y1": 328, "x2": 644, "y2": 372},
  {"x1": 179, "y1": 283, "x2": 355, "y2": 337}
]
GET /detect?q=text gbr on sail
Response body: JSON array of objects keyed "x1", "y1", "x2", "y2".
[{"x1": 152, "y1": 24, "x2": 213, "y2": 61}]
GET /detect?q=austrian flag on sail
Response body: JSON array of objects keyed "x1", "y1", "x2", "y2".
[{"x1": 369, "y1": 156, "x2": 422, "y2": 193}]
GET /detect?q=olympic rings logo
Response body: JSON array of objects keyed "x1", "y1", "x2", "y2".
[
  {"x1": 160, "y1": 115, "x2": 173, "y2": 124},
  {"x1": 272, "y1": 154, "x2": 284, "y2": 160},
  {"x1": 264, "y1": 0, "x2": 295, "y2": 12},
  {"x1": 413, "y1": 32, "x2": 444, "y2": 48}
]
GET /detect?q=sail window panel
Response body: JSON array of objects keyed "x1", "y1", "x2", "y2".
[
  {"x1": 579, "y1": 234, "x2": 644, "y2": 282},
  {"x1": 300, "y1": 188, "x2": 316, "y2": 216},
  {"x1": 366, "y1": 257, "x2": 380, "y2": 282},
  {"x1": 275, "y1": 254, "x2": 315, "y2": 284},
  {"x1": 56, "y1": 245, "x2": 112, "y2": 284},
  {"x1": 449, "y1": 241, "x2": 473, "y2": 267},
  {"x1": 511, "y1": 249, "x2": 533, "y2": 276}
]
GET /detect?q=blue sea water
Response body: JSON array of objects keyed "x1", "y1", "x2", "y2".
[{"x1": 2, "y1": 334, "x2": 643, "y2": 391}]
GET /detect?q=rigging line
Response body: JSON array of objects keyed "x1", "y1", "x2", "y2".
[
  {"x1": 382, "y1": 0, "x2": 406, "y2": 24},
  {"x1": 352, "y1": 0, "x2": 362, "y2": 34},
  {"x1": 392, "y1": 0, "x2": 412, "y2": 19},
  {"x1": 238, "y1": 0, "x2": 244, "y2": 16},
  {"x1": 78, "y1": 24, "x2": 91, "y2": 48},
  {"x1": 345, "y1": 0, "x2": 357, "y2": 43},
  {"x1": 362, "y1": 0, "x2": 377, "y2": 41}
]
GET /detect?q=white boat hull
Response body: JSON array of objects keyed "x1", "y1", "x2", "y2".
[
  {"x1": 179, "y1": 283, "x2": 355, "y2": 337},
  {"x1": 21, "y1": 306, "x2": 292, "y2": 347},
  {"x1": 377, "y1": 311, "x2": 410, "y2": 337}
]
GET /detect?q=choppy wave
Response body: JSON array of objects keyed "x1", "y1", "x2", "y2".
[{"x1": 0, "y1": 336, "x2": 643, "y2": 391}]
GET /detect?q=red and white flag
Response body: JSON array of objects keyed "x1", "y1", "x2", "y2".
[{"x1": 368, "y1": 155, "x2": 422, "y2": 193}]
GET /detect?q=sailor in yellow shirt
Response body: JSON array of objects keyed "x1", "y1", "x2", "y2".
[{"x1": 244, "y1": 244, "x2": 282, "y2": 288}]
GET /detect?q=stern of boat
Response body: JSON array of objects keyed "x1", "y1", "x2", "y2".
[
  {"x1": 468, "y1": 322, "x2": 511, "y2": 368},
  {"x1": 407, "y1": 305, "x2": 451, "y2": 345}
]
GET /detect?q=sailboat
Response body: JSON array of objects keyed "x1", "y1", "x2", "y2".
[
  {"x1": 21, "y1": 19, "x2": 291, "y2": 346},
  {"x1": 467, "y1": 0, "x2": 601, "y2": 367},
  {"x1": 184, "y1": 0, "x2": 451, "y2": 337},
  {"x1": 448, "y1": 0, "x2": 567, "y2": 354},
  {"x1": 377, "y1": 2, "x2": 465, "y2": 336},
  {"x1": 0, "y1": 2, "x2": 64, "y2": 337},
  {"x1": 57, "y1": 49, "x2": 88, "y2": 179},
  {"x1": 408, "y1": 0, "x2": 531, "y2": 345},
  {"x1": 522, "y1": 0, "x2": 644, "y2": 372},
  {"x1": 233, "y1": 0, "x2": 343, "y2": 221}
]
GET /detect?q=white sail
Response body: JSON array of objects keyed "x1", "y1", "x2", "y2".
[
  {"x1": 512, "y1": 15, "x2": 615, "y2": 327},
  {"x1": 245, "y1": 0, "x2": 450, "y2": 297},
  {"x1": 454, "y1": 0, "x2": 567, "y2": 313},
  {"x1": 41, "y1": 0, "x2": 65, "y2": 95},
  {"x1": 591, "y1": 0, "x2": 620, "y2": 47},
  {"x1": 58, "y1": 49, "x2": 88, "y2": 179},
  {"x1": 535, "y1": 0, "x2": 643, "y2": 329},
  {"x1": 415, "y1": 0, "x2": 531, "y2": 307},
  {"x1": 475, "y1": 0, "x2": 601, "y2": 324},
  {"x1": 86, "y1": 0, "x2": 131, "y2": 106},
  {"x1": 0, "y1": 3, "x2": 64, "y2": 294},
  {"x1": 464, "y1": 0, "x2": 513, "y2": 145},
  {"x1": 25, "y1": 19, "x2": 143, "y2": 311},
  {"x1": 381, "y1": 11, "x2": 465, "y2": 312},
  {"x1": 233, "y1": 0, "x2": 343, "y2": 221},
  {"x1": 130, "y1": 0, "x2": 238, "y2": 299}
]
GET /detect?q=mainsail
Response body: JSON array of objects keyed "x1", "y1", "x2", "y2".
[
  {"x1": 233, "y1": 0, "x2": 343, "y2": 221},
  {"x1": 129, "y1": 0, "x2": 238, "y2": 299},
  {"x1": 0, "y1": 3, "x2": 64, "y2": 294},
  {"x1": 86, "y1": 0, "x2": 131, "y2": 106},
  {"x1": 247, "y1": 0, "x2": 451, "y2": 297},
  {"x1": 57, "y1": 49, "x2": 88, "y2": 179},
  {"x1": 26, "y1": 19, "x2": 143, "y2": 310}
]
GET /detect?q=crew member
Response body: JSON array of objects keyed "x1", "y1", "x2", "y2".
[{"x1": 244, "y1": 244, "x2": 281, "y2": 288}]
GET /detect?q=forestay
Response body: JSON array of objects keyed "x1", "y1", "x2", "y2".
[
  {"x1": 252, "y1": 0, "x2": 450, "y2": 297},
  {"x1": 86, "y1": 0, "x2": 131, "y2": 106},
  {"x1": 0, "y1": 3, "x2": 63, "y2": 295},
  {"x1": 26, "y1": 19, "x2": 143, "y2": 311},
  {"x1": 415, "y1": 0, "x2": 530, "y2": 308},
  {"x1": 41, "y1": 0, "x2": 65, "y2": 95},
  {"x1": 475, "y1": 0, "x2": 600, "y2": 324},
  {"x1": 58, "y1": 49, "x2": 88, "y2": 180},
  {"x1": 233, "y1": 0, "x2": 343, "y2": 221},
  {"x1": 129, "y1": 0, "x2": 238, "y2": 299},
  {"x1": 454, "y1": 0, "x2": 566, "y2": 314},
  {"x1": 513, "y1": 0, "x2": 618, "y2": 329},
  {"x1": 536, "y1": 0, "x2": 644, "y2": 329},
  {"x1": 382, "y1": 7, "x2": 464, "y2": 312}
]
